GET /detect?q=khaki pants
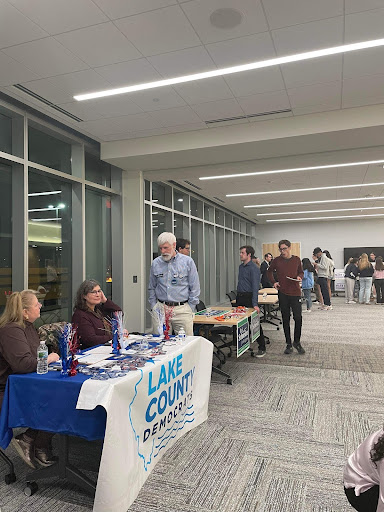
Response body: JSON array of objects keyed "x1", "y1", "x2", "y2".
[
  {"x1": 152, "y1": 302, "x2": 195, "y2": 336},
  {"x1": 345, "y1": 278, "x2": 355, "y2": 302}
]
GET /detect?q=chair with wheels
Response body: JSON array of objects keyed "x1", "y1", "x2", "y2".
[{"x1": 0, "y1": 448, "x2": 16, "y2": 485}]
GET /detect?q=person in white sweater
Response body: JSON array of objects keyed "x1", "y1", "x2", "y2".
[{"x1": 344, "y1": 428, "x2": 384, "y2": 511}]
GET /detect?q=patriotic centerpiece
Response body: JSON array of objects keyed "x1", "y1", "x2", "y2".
[
  {"x1": 58, "y1": 323, "x2": 79, "y2": 377},
  {"x1": 163, "y1": 305, "x2": 174, "y2": 341}
]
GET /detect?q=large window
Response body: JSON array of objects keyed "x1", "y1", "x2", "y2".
[
  {"x1": 0, "y1": 162, "x2": 12, "y2": 313},
  {"x1": 28, "y1": 124, "x2": 73, "y2": 174},
  {"x1": 0, "y1": 105, "x2": 23, "y2": 157},
  {"x1": 28, "y1": 170, "x2": 72, "y2": 324},
  {"x1": 85, "y1": 189, "x2": 112, "y2": 299},
  {"x1": 85, "y1": 152, "x2": 111, "y2": 187}
]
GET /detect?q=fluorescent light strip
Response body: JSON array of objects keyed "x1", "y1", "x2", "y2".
[
  {"x1": 227, "y1": 182, "x2": 384, "y2": 197},
  {"x1": 28, "y1": 191, "x2": 61, "y2": 197},
  {"x1": 200, "y1": 159, "x2": 384, "y2": 181},
  {"x1": 74, "y1": 38, "x2": 384, "y2": 101},
  {"x1": 267, "y1": 213, "x2": 384, "y2": 222},
  {"x1": 30, "y1": 218, "x2": 62, "y2": 222},
  {"x1": 257, "y1": 206, "x2": 384, "y2": 216},
  {"x1": 28, "y1": 207, "x2": 63, "y2": 212},
  {"x1": 245, "y1": 196, "x2": 384, "y2": 208}
]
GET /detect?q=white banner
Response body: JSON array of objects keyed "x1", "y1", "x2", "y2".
[{"x1": 76, "y1": 336, "x2": 213, "y2": 512}]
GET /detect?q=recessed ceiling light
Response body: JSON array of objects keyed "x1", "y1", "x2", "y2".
[
  {"x1": 266, "y1": 213, "x2": 384, "y2": 222},
  {"x1": 74, "y1": 38, "x2": 384, "y2": 101},
  {"x1": 200, "y1": 159, "x2": 384, "y2": 181},
  {"x1": 244, "y1": 196, "x2": 384, "y2": 208},
  {"x1": 227, "y1": 182, "x2": 384, "y2": 197},
  {"x1": 257, "y1": 206, "x2": 384, "y2": 216}
]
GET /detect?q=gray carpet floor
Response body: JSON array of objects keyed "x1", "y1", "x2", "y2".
[{"x1": 1, "y1": 297, "x2": 383, "y2": 511}]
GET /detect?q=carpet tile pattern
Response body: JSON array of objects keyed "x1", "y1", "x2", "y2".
[{"x1": 0, "y1": 297, "x2": 383, "y2": 511}]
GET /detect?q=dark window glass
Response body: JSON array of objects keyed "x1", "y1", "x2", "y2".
[
  {"x1": 0, "y1": 112, "x2": 12, "y2": 155},
  {"x1": 215, "y1": 209, "x2": 224, "y2": 226},
  {"x1": 29, "y1": 125, "x2": 72, "y2": 174},
  {"x1": 152, "y1": 209, "x2": 172, "y2": 258},
  {"x1": 204, "y1": 203, "x2": 214, "y2": 222},
  {"x1": 225, "y1": 213, "x2": 232, "y2": 228},
  {"x1": 85, "y1": 152, "x2": 111, "y2": 187},
  {"x1": 85, "y1": 189, "x2": 112, "y2": 299},
  {"x1": 190, "y1": 197, "x2": 203, "y2": 218},
  {"x1": 0, "y1": 162, "x2": 12, "y2": 313},
  {"x1": 174, "y1": 189, "x2": 189, "y2": 213},
  {"x1": 174, "y1": 213, "x2": 189, "y2": 240},
  {"x1": 0, "y1": 106, "x2": 23, "y2": 157},
  {"x1": 233, "y1": 217, "x2": 239, "y2": 231},
  {"x1": 152, "y1": 182, "x2": 172, "y2": 208},
  {"x1": 28, "y1": 170, "x2": 72, "y2": 323},
  {"x1": 145, "y1": 180, "x2": 150, "y2": 201}
]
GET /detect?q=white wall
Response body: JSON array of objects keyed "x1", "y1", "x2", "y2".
[{"x1": 255, "y1": 218, "x2": 384, "y2": 268}]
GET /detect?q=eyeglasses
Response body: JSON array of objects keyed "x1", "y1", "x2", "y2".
[
  {"x1": 89, "y1": 289, "x2": 102, "y2": 295},
  {"x1": 279, "y1": 247, "x2": 289, "y2": 251}
]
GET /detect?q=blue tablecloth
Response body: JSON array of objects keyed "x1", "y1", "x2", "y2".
[{"x1": 0, "y1": 371, "x2": 106, "y2": 450}]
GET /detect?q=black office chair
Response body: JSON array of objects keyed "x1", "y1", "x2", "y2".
[
  {"x1": 0, "y1": 448, "x2": 16, "y2": 484},
  {"x1": 226, "y1": 291, "x2": 236, "y2": 306},
  {"x1": 196, "y1": 301, "x2": 233, "y2": 359}
]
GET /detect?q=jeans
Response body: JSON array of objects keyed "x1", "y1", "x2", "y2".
[
  {"x1": 359, "y1": 277, "x2": 372, "y2": 304},
  {"x1": 302, "y1": 288, "x2": 312, "y2": 310},
  {"x1": 375, "y1": 279, "x2": 384, "y2": 303},
  {"x1": 317, "y1": 277, "x2": 331, "y2": 306},
  {"x1": 344, "y1": 486, "x2": 379, "y2": 512},
  {"x1": 278, "y1": 291, "x2": 302, "y2": 346},
  {"x1": 345, "y1": 278, "x2": 355, "y2": 302}
]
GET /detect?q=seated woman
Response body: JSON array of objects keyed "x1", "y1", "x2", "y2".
[
  {"x1": 0, "y1": 290, "x2": 60, "y2": 468},
  {"x1": 344, "y1": 428, "x2": 384, "y2": 511},
  {"x1": 72, "y1": 280, "x2": 122, "y2": 348}
]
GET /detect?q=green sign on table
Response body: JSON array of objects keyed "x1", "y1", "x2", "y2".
[
  {"x1": 237, "y1": 317, "x2": 249, "y2": 357},
  {"x1": 250, "y1": 310, "x2": 260, "y2": 343}
]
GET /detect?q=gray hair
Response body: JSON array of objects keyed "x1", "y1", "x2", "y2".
[{"x1": 157, "y1": 232, "x2": 176, "y2": 247}]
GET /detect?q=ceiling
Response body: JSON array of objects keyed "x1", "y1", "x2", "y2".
[{"x1": 1, "y1": 0, "x2": 384, "y2": 224}]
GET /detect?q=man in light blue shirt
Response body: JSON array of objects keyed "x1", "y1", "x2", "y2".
[{"x1": 149, "y1": 232, "x2": 200, "y2": 336}]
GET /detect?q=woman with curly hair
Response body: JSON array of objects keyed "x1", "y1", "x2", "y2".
[{"x1": 344, "y1": 428, "x2": 384, "y2": 510}]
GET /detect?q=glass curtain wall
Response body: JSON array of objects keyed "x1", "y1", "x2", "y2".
[
  {"x1": 144, "y1": 181, "x2": 256, "y2": 324},
  {"x1": 0, "y1": 97, "x2": 122, "y2": 322}
]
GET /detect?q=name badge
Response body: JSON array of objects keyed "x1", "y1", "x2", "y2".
[{"x1": 171, "y1": 278, "x2": 178, "y2": 285}]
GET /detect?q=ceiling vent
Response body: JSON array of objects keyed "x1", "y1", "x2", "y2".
[
  {"x1": 210, "y1": 8, "x2": 243, "y2": 29},
  {"x1": 13, "y1": 84, "x2": 83, "y2": 122},
  {"x1": 183, "y1": 180, "x2": 202, "y2": 190},
  {"x1": 205, "y1": 108, "x2": 292, "y2": 125},
  {"x1": 213, "y1": 196, "x2": 225, "y2": 203}
]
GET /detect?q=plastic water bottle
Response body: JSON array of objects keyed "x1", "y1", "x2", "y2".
[
  {"x1": 37, "y1": 341, "x2": 48, "y2": 374},
  {"x1": 178, "y1": 327, "x2": 186, "y2": 344}
]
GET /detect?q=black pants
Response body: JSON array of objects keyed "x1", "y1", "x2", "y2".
[
  {"x1": 318, "y1": 277, "x2": 331, "y2": 306},
  {"x1": 23, "y1": 429, "x2": 54, "y2": 449},
  {"x1": 278, "y1": 291, "x2": 302, "y2": 346},
  {"x1": 344, "y1": 485, "x2": 379, "y2": 511},
  {"x1": 236, "y1": 293, "x2": 266, "y2": 351},
  {"x1": 375, "y1": 279, "x2": 384, "y2": 303}
]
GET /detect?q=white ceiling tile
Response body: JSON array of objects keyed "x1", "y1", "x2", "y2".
[
  {"x1": 95, "y1": 59, "x2": 161, "y2": 87},
  {"x1": 131, "y1": 89, "x2": 186, "y2": 111},
  {"x1": 181, "y1": 0, "x2": 268, "y2": 44},
  {"x1": 292, "y1": 104, "x2": 339, "y2": 116},
  {"x1": 345, "y1": 0, "x2": 384, "y2": 14},
  {"x1": 287, "y1": 82, "x2": 341, "y2": 108},
  {"x1": 93, "y1": 0, "x2": 177, "y2": 19},
  {"x1": 344, "y1": 8, "x2": 384, "y2": 43},
  {"x1": 21, "y1": 70, "x2": 111, "y2": 104},
  {"x1": 263, "y1": 0, "x2": 343, "y2": 30},
  {"x1": 206, "y1": 32, "x2": 276, "y2": 68},
  {"x1": 342, "y1": 74, "x2": 384, "y2": 108},
  {"x1": 175, "y1": 77, "x2": 233, "y2": 104},
  {"x1": 55, "y1": 23, "x2": 142, "y2": 67},
  {"x1": 0, "y1": 0, "x2": 48, "y2": 49},
  {"x1": 237, "y1": 90, "x2": 290, "y2": 114},
  {"x1": 0, "y1": 51, "x2": 40, "y2": 86},
  {"x1": 191, "y1": 98, "x2": 244, "y2": 120},
  {"x1": 58, "y1": 101, "x2": 105, "y2": 121},
  {"x1": 79, "y1": 113, "x2": 163, "y2": 136},
  {"x1": 115, "y1": 5, "x2": 201, "y2": 57},
  {"x1": 81, "y1": 96, "x2": 144, "y2": 117},
  {"x1": 3, "y1": 38, "x2": 88, "y2": 78},
  {"x1": 224, "y1": 67, "x2": 285, "y2": 96},
  {"x1": 281, "y1": 55, "x2": 342, "y2": 88},
  {"x1": 102, "y1": 127, "x2": 171, "y2": 141},
  {"x1": 272, "y1": 17, "x2": 343, "y2": 55},
  {"x1": 166, "y1": 122, "x2": 207, "y2": 133},
  {"x1": 8, "y1": 0, "x2": 108, "y2": 34},
  {"x1": 149, "y1": 106, "x2": 201, "y2": 127},
  {"x1": 148, "y1": 46, "x2": 216, "y2": 78},
  {"x1": 343, "y1": 48, "x2": 384, "y2": 79}
]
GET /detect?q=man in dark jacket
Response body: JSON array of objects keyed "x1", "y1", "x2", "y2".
[{"x1": 260, "y1": 253, "x2": 273, "y2": 288}]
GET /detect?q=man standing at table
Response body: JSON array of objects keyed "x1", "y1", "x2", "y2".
[
  {"x1": 236, "y1": 245, "x2": 266, "y2": 358},
  {"x1": 260, "y1": 253, "x2": 273, "y2": 288},
  {"x1": 149, "y1": 232, "x2": 200, "y2": 336},
  {"x1": 267, "y1": 239, "x2": 305, "y2": 355}
]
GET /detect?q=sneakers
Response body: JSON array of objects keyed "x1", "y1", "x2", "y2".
[
  {"x1": 321, "y1": 305, "x2": 333, "y2": 310},
  {"x1": 11, "y1": 434, "x2": 36, "y2": 468},
  {"x1": 284, "y1": 345, "x2": 293, "y2": 354},
  {"x1": 293, "y1": 342, "x2": 306, "y2": 354},
  {"x1": 255, "y1": 349, "x2": 266, "y2": 358},
  {"x1": 303, "y1": 309, "x2": 311, "y2": 313},
  {"x1": 348, "y1": 300, "x2": 356, "y2": 304}
]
